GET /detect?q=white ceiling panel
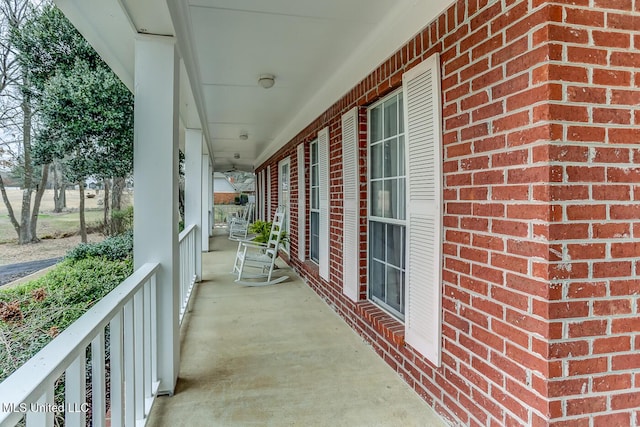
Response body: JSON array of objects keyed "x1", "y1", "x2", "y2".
[
  {"x1": 190, "y1": 7, "x2": 365, "y2": 86},
  {"x1": 188, "y1": 0, "x2": 395, "y2": 23},
  {"x1": 57, "y1": 0, "x2": 454, "y2": 172},
  {"x1": 202, "y1": 85, "x2": 293, "y2": 125}
]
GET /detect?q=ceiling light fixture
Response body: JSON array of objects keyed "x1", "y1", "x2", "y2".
[
  {"x1": 239, "y1": 131, "x2": 248, "y2": 140},
  {"x1": 258, "y1": 74, "x2": 275, "y2": 89}
]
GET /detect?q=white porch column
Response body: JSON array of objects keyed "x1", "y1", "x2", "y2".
[
  {"x1": 133, "y1": 35, "x2": 180, "y2": 395},
  {"x1": 201, "y1": 154, "x2": 210, "y2": 251},
  {"x1": 209, "y1": 162, "x2": 214, "y2": 236},
  {"x1": 185, "y1": 129, "x2": 203, "y2": 279}
]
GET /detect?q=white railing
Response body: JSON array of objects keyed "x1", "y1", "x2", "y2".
[
  {"x1": 178, "y1": 224, "x2": 197, "y2": 324},
  {"x1": 0, "y1": 263, "x2": 160, "y2": 427}
]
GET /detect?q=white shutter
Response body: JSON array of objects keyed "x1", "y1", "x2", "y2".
[
  {"x1": 266, "y1": 165, "x2": 272, "y2": 219},
  {"x1": 297, "y1": 144, "x2": 306, "y2": 262},
  {"x1": 318, "y1": 127, "x2": 330, "y2": 281},
  {"x1": 342, "y1": 108, "x2": 360, "y2": 301},
  {"x1": 259, "y1": 169, "x2": 265, "y2": 221},
  {"x1": 256, "y1": 171, "x2": 261, "y2": 221},
  {"x1": 403, "y1": 54, "x2": 443, "y2": 367}
]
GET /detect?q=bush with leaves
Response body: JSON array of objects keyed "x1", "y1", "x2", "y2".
[
  {"x1": 0, "y1": 256, "x2": 133, "y2": 382},
  {"x1": 65, "y1": 230, "x2": 133, "y2": 262},
  {"x1": 248, "y1": 220, "x2": 288, "y2": 244}
]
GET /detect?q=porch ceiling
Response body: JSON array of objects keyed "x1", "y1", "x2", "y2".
[{"x1": 55, "y1": 0, "x2": 451, "y2": 172}]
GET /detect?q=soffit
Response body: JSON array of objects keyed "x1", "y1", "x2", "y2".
[{"x1": 55, "y1": 0, "x2": 454, "y2": 172}]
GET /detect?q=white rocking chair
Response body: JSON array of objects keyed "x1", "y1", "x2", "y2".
[
  {"x1": 232, "y1": 206, "x2": 288, "y2": 286},
  {"x1": 228, "y1": 202, "x2": 254, "y2": 241}
]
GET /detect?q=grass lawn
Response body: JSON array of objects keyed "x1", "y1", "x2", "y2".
[{"x1": 0, "y1": 209, "x2": 104, "y2": 244}]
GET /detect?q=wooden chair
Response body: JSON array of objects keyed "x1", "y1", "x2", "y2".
[
  {"x1": 228, "y1": 202, "x2": 254, "y2": 241},
  {"x1": 232, "y1": 206, "x2": 288, "y2": 286}
]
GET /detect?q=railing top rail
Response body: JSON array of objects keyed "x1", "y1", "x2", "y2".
[
  {"x1": 0, "y1": 262, "x2": 160, "y2": 424},
  {"x1": 179, "y1": 223, "x2": 197, "y2": 243}
]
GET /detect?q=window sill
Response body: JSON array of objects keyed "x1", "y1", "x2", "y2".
[
  {"x1": 303, "y1": 259, "x2": 320, "y2": 271},
  {"x1": 355, "y1": 301, "x2": 405, "y2": 347}
]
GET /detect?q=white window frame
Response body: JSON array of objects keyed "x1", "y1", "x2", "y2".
[
  {"x1": 367, "y1": 89, "x2": 407, "y2": 321},
  {"x1": 309, "y1": 139, "x2": 320, "y2": 264}
]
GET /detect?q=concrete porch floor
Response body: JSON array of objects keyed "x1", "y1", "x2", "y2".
[{"x1": 147, "y1": 234, "x2": 446, "y2": 427}]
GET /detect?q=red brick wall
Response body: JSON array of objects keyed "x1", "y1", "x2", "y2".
[
  {"x1": 542, "y1": 2, "x2": 640, "y2": 426},
  {"x1": 256, "y1": 1, "x2": 640, "y2": 425},
  {"x1": 214, "y1": 192, "x2": 238, "y2": 205}
]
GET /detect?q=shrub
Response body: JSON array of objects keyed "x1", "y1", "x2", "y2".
[
  {"x1": 248, "y1": 220, "x2": 288, "y2": 244},
  {"x1": 0, "y1": 257, "x2": 133, "y2": 382},
  {"x1": 111, "y1": 205, "x2": 134, "y2": 234},
  {"x1": 65, "y1": 230, "x2": 133, "y2": 262}
]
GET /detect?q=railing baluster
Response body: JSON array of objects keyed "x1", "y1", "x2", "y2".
[
  {"x1": 91, "y1": 331, "x2": 106, "y2": 427},
  {"x1": 25, "y1": 385, "x2": 54, "y2": 427},
  {"x1": 109, "y1": 310, "x2": 125, "y2": 427},
  {"x1": 180, "y1": 243, "x2": 186, "y2": 309},
  {"x1": 133, "y1": 290, "x2": 145, "y2": 422},
  {"x1": 65, "y1": 353, "x2": 86, "y2": 427},
  {"x1": 190, "y1": 232, "x2": 195, "y2": 281},
  {"x1": 150, "y1": 274, "x2": 158, "y2": 387},
  {"x1": 123, "y1": 300, "x2": 135, "y2": 427},
  {"x1": 143, "y1": 279, "x2": 152, "y2": 404},
  {"x1": 178, "y1": 224, "x2": 198, "y2": 325}
]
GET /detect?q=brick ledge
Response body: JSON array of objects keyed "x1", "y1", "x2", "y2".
[{"x1": 355, "y1": 301, "x2": 405, "y2": 347}]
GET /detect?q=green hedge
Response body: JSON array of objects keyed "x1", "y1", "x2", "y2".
[
  {"x1": 65, "y1": 230, "x2": 133, "y2": 262},
  {"x1": 0, "y1": 247, "x2": 133, "y2": 382}
]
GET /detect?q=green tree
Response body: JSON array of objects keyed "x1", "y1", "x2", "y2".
[
  {"x1": 38, "y1": 61, "x2": 133, "y2": 239},
  {"x1": 14, "y1": 4, "x2": 133, "y2": 240}
]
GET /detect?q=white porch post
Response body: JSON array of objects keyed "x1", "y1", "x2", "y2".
[
  {"x1": 185, "y1": 129, "x2": 203, "y2": 279},
  {"x1": 201, "y1": 154, "x2": 211, "y2": 251},
  {"x1": 133, "y1": 35, "x2": 180, "y2": 395},
  {"x1": 209, "y1": 164, "x2": 215, "y2": 235}
]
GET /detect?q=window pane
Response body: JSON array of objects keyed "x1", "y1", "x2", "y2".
[
  {"x1": 386, "y1": 266, "x2": 402, "y2": 313},
  {"x1": 398, "y1": 135, "x2": 405, "y2": 176},
  {"x1": 398, "y1": 178, "x2": 406, "y2": 220},
  {"x1": 398, "y1": 92, "x2": 404, "y2": 133},
  {"x1": 384, "y1": 97, "x2": 398, "y2": 139},
  {"x1": 370, "y1": 105, "x2": 382, "y2": 142},
  {"x1": 311, "y1": 164, "x2": 318, "y2": 186},
  {"x1": 384, "y1": 179, "x2": 393, "y2": 218},
  {"x1": 384, "y1": 138, "x2": 398, "y2": 178},
  {"x1": 401, "y1": 229, "x2": 406, "y2": 270},
  {"x1": 370, "y1": 221, "x2": 385, "y2": 261},
  {"x1": 371, "y1": 180, "x2": 383, "y2": 217},
  {"x1": 370, "y1": 259, "x2": 385, "y2": 301},
  {"x1": 310, "y1": 212, "x2": 319, "y2": 262},
  {"x1": 311, "y1": 188, "x2": 318, "y2": 209},
  {"x1": 387, "y1": 224, "x2": 403, "y2": 269},
  {"x1": 371, "y1": 143, "x2": 382, "y2": 179},
  {"x1": 311, "y1": 142, "x2": 318, "y2": 163}
]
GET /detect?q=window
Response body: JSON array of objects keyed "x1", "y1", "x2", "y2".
[
  {"x1": 368, "y1": 90, "x2": 406, "y2": 320},
  {"x1": 278, "y1": 157, "x2": 290, "y2": 253},
  {"x1": 309, "y1": 140, "x2": 320, "y2": 264}
]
